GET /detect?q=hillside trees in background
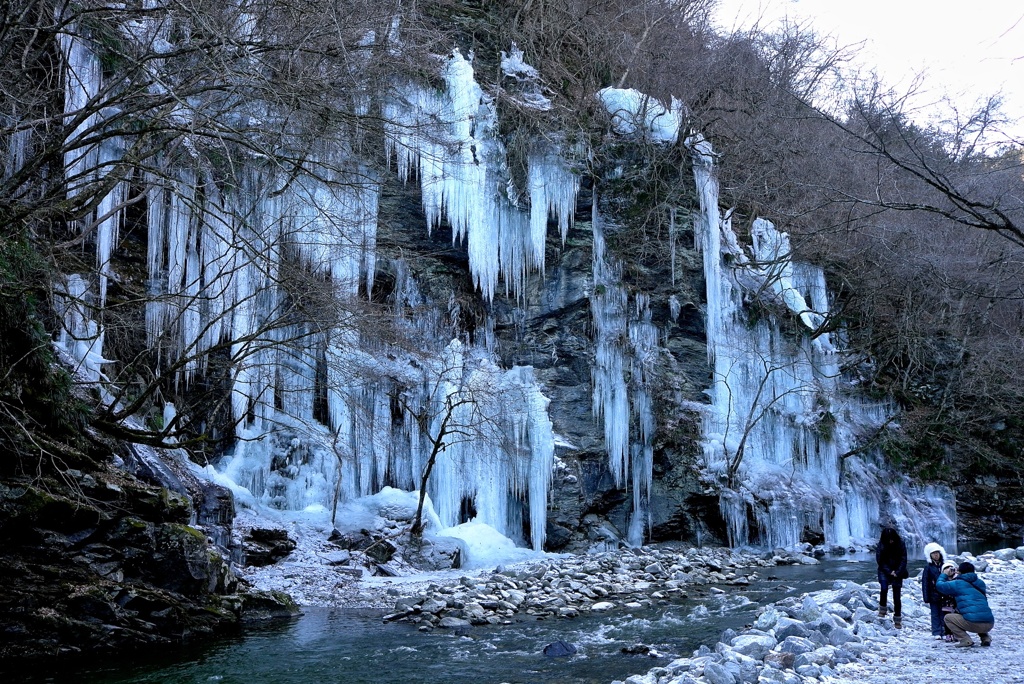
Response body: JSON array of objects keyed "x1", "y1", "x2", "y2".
[{"x1": 679, "y1": 20, "x2": 1024, "y2": 480}]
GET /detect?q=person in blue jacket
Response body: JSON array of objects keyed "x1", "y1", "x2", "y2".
[
  {"x1": 876, "y1": 526, "x2": 909, "y2": 627},
  {"x1": 921, "y1": 542, "x2": 949, "y2": 638},
  {"x1": 936, "y1": 561, "x2": 995, "y2": 647}
]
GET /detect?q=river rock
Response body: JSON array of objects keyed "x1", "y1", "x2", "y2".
[
  {"x1": 623, "y1": 675, "x2": 659, "y2": 684},
  {"x1": 730, "y1": 634, "x2": 776, "y2": 659},
  {"x1": 753, "y1": 606, "x2": 783, "y2": 630},
  {"x1": 543, "y1": 640, "x2": 578, "y2": 656},
  {"x1": 827, "y1": 625, "x2": 860, "y2": 647},
  {"x1": 438, "y1": 616, "x2": 471, "y2": 629},
  {"x1": 778, "y1": 635, "x2": 816, "y2": 655},
  {"x1": 773, "y1": 617, "x2": 811, "y2": 640},
  {"x1": 420, "y1": 598, "x2": 447, "y2": 614},
  {"x1": 724, "y1": 649, "x2": 761, "y2": 681},
  {"x1": 823, "y1": 601, "x2": 852, "y2": 620},
  {"x1": 757, "y1": 667, "x2": 802, "y2": 683},
  {"x1": 701, "y1": 661, "x2": 737, "y2": 684},
  {"x1": 852, "y1": 606, "x2": 879, "y2": 623},
  {"x1": 796, "y1": 595, "x2": 821, "y2": 621},
  {"x1": 794, "y1": 663, "x2": 820, "y2": 678}
]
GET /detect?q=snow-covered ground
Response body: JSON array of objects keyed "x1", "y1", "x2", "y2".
[
  {"x1": 231, "y1": 488, "x2": 552, "y2": 608},
  {"x1": 825, "y1": 556, "x2": 1024, "y2": 684}
]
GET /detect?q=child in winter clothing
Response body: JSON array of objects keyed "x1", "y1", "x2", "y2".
[
  {"x1": 921, "y1": 543, "x2": 950, "y2": 638},
  {"x1": 938, "y1": 561, "x2": 959, "y2": 639}
]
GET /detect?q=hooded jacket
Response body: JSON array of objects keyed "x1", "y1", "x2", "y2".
[
  {"x1": 921, "y1": 542, "x2": 947, "y2": 604},
  {"x1": 936, "y1": 571, "x2": 995, "y2": 624},
  {"x1": 876, "y1": 528, "x2": 909, "y2": 581}
]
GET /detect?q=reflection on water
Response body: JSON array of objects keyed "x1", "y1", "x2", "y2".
[
  {"x1": 12, "y1": 558, "x2": 916, "y2": 684},
  {"x1": 956, "y1": 537, "x2": 1022, "y2": 558}
]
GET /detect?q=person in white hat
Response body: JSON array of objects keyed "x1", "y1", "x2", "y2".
[{"x1": 922, "y1": 543, "x2": 949, "y2": 639}]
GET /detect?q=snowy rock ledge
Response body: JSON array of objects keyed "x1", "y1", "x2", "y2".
[{"x1": 613, "y1": 549, "x2": 1024, "y2": 684}]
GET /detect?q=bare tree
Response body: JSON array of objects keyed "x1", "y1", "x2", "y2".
[{"x1": 0, "y1": 0, "x2": 452, "y2": 463}]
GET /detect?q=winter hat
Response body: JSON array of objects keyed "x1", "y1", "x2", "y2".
[
  {"x1": 941, "y1": 561, "x2": 957, "y2": 572},
  {"x1": 958, "y1": 561, "x2": 976, "y2": 574},
  {"x1": 924, "y1": 542, "x2": 946, "y2": 560}
]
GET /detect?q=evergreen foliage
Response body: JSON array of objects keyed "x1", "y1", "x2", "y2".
[{"x1": 0, "y1": 234, "x2": 89, "y2": 473}]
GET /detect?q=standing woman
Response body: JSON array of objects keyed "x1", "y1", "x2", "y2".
[{"x1": 876, "y1": 526, "x2": 909, "y2": 628}]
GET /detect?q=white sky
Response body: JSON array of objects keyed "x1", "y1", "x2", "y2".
[{"x1": 712, "y1": 0, "x2": 1024, "y2": 139}]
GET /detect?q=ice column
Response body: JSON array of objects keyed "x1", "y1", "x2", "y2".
[
  {"x1": 54, "y1": 275, "x2": 108, "y2": 384},
  {"x1": 591, "y1": 197, "x2": 661, "y2": 544}
]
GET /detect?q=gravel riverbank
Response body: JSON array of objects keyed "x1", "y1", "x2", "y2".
[{"x1": 613, "y1": 549, "x2": 1024, "y2": 684}]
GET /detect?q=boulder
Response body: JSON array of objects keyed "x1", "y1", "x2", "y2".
[
  {"x1": 778, "y1": 636, "x2": 816, "y2": 655},
  {"x1": 773, "y1": 617, "x2": 811, "y2": 641},
  {"x1": 543, "y1": 640, "x2": 578, "y2": 657},
  {"x1": 730, "y1": 634, "x2": 776, "y2": 659},
  {"x1": 992, "y1": 548, "x2": 1017, "y2": 561},
  {"x1": 237, "y1": 590, "x2": 300, "y2": 622},
  {"x1": 404, "y1": 536, "x2": 463, "y2": 570},
  {"x1": 243, "y1": 527, "x2": 296, "y2": 567},
  {"x1": 754, "y1": 606, "x2": 783, "y2": 631}
]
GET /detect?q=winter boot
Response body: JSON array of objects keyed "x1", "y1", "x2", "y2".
[
  {"x1": 877, "y1": 606, "x2": 887, "y2": 618},
  {"x1": 980, "y1": 634, "x2": 992, "y2": 647},
  {"x1": 893, "y1": 614, "x2": 902, "y2": 629},
  {"x1": 955, "y1": 638, "x2": 974, "y2": 648}
]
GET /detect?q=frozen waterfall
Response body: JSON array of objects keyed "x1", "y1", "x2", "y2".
[
  {"x1": 687, "y1": 137, "x2": 956, "y2": 552},
  {"x1": 384, "y1": 49, "x2": 578, "y2": 301},
  {"x1": 52, "y1": 21, "x2": 571, "y2": 554}
]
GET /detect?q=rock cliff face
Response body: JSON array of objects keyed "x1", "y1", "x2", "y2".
[
  {"x1": 380, "y1": 150, "x2": 726, "y2": 550},
  {"x1": 0, "y1": 443, "x2": 297, "y2": 661}
]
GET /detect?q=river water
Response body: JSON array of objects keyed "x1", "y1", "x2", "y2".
[{"x1": 21, "y1": 556, "x2": 909, "y2": 684}]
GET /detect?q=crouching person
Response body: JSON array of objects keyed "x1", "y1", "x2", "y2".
[{"x1": 936, "y1": 561, "x2": 995, "y2": 648}]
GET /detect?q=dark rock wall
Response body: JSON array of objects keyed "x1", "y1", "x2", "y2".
[{"x1": 0, "y1": 454, "x2": 297, "y2": 661}]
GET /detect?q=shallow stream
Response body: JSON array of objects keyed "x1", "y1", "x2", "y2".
[{"x1": 22, "y1": 557, "x2": 902, "y2": 684}]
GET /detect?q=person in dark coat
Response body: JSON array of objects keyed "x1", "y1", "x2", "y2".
[
  {"x1": 921, "y1": 542, "x2": 948, "y2": 638},
  {"x1": 936, "y1": 561, "x2": 995, "y2": 647},
  {"x1": 875, "y1": 526, "x2": 909, "y2": 627}
]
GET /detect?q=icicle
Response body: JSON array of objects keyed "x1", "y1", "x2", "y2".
[
  {"x1": 3, "y1": 126, "x2": 30, "y2": 180},
  {"x1": 528, "y1": 145, "x2": 578, "y2": 252},
  {"x1": 591, "y1": 198, "x2": 630, "y2": 486},
  {"x1": 383, "y1": 51, "x2": 577, "y2": 301},
  {"x1": 94, "y1": 141, "x2": 127, "y2": 306},
  {"x1": 54, "y1": 275, "x2": 110, "y2": 384},
  {"x1": 59, "y1": 22, "x2": 101, "y2": 202}
]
